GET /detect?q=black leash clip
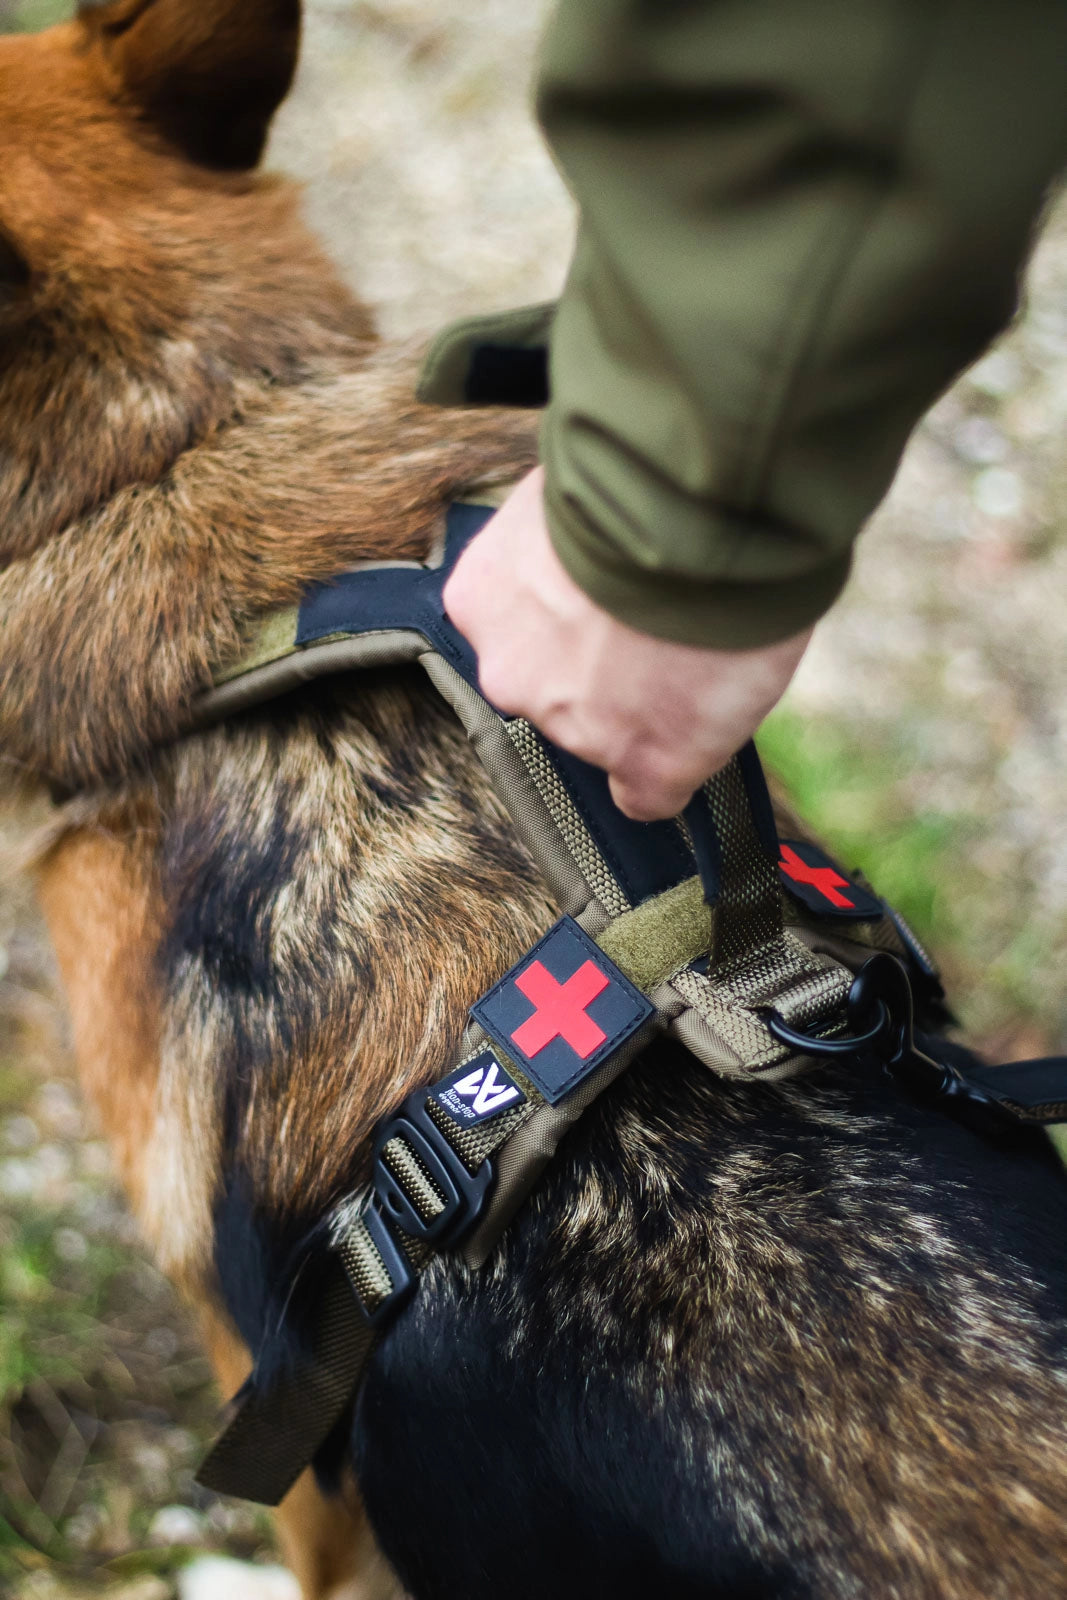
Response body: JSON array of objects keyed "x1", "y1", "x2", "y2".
[{"x1": 764, "y1": 953, "x2": 1011, "y2": 1131}]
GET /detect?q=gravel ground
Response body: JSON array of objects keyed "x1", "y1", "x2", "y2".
[
  {"x1": 2, "y1": 2, "x2": 1067, "y2": 1595},
  {"x1": 778, "y1": 202, "x2": 1067, "y2": 1053}
]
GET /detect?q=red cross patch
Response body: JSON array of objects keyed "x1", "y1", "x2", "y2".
[
  {"x1": 471, "y1": 917, "x2": 655, "y2": 1105},
  {"x1": 777, "y1": 839, "x2": 883, "y2": 920},
  {"x1": 511, "y1": 959, "x2": 609, "y2": 1059}
]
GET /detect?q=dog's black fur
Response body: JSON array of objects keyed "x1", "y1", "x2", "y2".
[
  {"x1": 353, "y1": 1047, "x2": 1067, "y2": 1599},
  {"x1": 184, "y1": 689, "x2": 1067, "y2": 1599},
  {"x1": 11, "y1": 5, "x2": 1067, "y2": 1594}
]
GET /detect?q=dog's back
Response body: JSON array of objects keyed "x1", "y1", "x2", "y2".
[
  {"x1": 87, "y1": 682, "x2": 1067, "y2": 1600},
  {"x1": 4, "y1": 6, "x2": 1067, "y2": 1599},
  {"x1": 358, "y1": 1047, "x2": 1067, "y2": 1598}
]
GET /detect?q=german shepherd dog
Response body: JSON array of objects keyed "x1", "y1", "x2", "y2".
[{"x1": 4, "y1": 4, "x2": 1067, "y2": 1598}]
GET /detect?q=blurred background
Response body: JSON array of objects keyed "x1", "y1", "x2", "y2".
[{"x1": 2, "y1": 0, "x2": 1066, "y2": 1594}]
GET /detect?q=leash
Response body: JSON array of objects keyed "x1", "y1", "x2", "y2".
[{"x1": 188, "y1": 499, "x2": 1067, "y2": 1505}]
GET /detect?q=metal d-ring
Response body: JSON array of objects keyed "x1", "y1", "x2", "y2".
[
  {"x1": 767, "y1": 953, "x2": 1022, "y2": 1135},
  {"x1": 763, "y1": 951, "x2": 913, "y2": 1060},
  {"x1": 763, "y1": 998, "x2": 891, "y2": 1058}
]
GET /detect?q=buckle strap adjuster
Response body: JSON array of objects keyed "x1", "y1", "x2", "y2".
[
  {"x1": 348, "y1": 1196, "x2": 417, "y2": 1328},
  {"x1": 372, "y1": 1089, "x2": 493, "y2": 1247}
]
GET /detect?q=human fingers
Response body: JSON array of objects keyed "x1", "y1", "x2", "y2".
[
  {"x1": 608, "y1": 768, "x2": 701, "y2": 822},
  {"x1": 442, "y1": 466, "x2": 545, "y2": 643},
  {"x1": 603, "y1": 735, "x2": 734, "y2": 821}
]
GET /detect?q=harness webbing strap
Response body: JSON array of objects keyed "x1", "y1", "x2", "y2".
[
  {"x1": 188, "y1": 497, "x2": 919, "y2": 1507},
  {"x1": 935, "y1": 1057, "x2": 1067, "y2": 1123},
  {"x1": 671, "y1": 757, "x2": 852, "y2": 1075},
  {"x1": 197, "y1": 751, "x2": 855, "y2": 1506},
  {"x1": 507, "y1": 716, "x2": 630, "y2": 917},
  {"x1": 196, "y1": 1264, "x2": 375, "y2": 1507}
]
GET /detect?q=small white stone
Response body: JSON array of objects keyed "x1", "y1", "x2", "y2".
[
  {"x1": 35, "y1": 1142, "x2": 72, "y2": 1186},
  {"x1": 144, "y1": 1324, "x2": 181, "y2": 1362},
  {"x1": 177, "y1": 1556, "x2": 301, "y2": 1600},
  {"x1": 954, "y1": 414, "x2": 1009, "y2": 465},
  {"x1": 967, "y1": 347, "x2": 1023, "y2": 397},
  {"x1": 3, "y1": 1114, "x2": 39, "y2": 1151},
  {"x1": 17, "y1": 1575, "x2": 62, "y2": 1599},
  {"x1": 0, "y1": 1157, "x2": 35, "y2": 1199},
  {"x1": 53, "y1": 1227, "x2": 88, "y2": 1262},
  {"x1": 131, "y1": 1441, "x2": 172, "y2": 1490},
  {"x1": 972, "y1": 466, "x2": 1024, "y2": 519},
  {"x1": 148, "y1": 1503, "x2": 206, "y2": 1547}
]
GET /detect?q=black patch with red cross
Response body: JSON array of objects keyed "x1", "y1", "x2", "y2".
[
  {"x1": 471, "y1": 917, "x2": 654, "y2": 1106},
  {"x1": 777, "y1": 839, "x2": 884, "y2": 920}
]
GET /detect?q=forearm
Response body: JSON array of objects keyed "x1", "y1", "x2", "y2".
[{"x1": 538, "y1": 0, "x2": 1067, "y2": 646}]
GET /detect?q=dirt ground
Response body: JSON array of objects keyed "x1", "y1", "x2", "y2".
[{"x1": 2, "y1": 1, "x2": 1067, "y2": 1596}]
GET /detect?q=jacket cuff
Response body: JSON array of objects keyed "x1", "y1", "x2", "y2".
[
  {"x1": 417, "y1": 303, "x2": 555, "y2": 408},
  {"x1": 544, "y1": 477, "x2": 851, "y2": 650}
]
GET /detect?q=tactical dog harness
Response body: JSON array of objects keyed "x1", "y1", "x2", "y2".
[{"x1": 191, "y1": 494, "x2": 1067, "y2": 1507}]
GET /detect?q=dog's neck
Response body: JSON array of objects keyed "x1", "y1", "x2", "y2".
[
  {"x1": 0, "y1": 178, "x2": 377, "y2": 566},
  {"x1": 0, "y1": 347, "x2": 537, "y2": 793}
]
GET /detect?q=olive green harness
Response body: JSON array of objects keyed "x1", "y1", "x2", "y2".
[{"x1": 189, "y1": 495, "x2": 1067, "y2": 1507}]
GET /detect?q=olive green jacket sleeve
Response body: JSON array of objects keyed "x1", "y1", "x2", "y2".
[{"x1": 532, "y1": 0, "x2": 1067, "y2": 647}]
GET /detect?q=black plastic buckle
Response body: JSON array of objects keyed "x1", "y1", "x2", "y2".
[
  {"x1": 357, "y1": 1195, "x2": 417, "y2": 1328},
  {"x1": 371, "y1": 1089, "x2": 493, "y2": 1249}
]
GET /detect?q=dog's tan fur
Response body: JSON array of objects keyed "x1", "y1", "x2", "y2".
[
  {"x1": 7, "y1": 6, "x2": 1067, "y2": 1600},
  {"x1": 0, "y1": 12, "x2": 537, "y2": 793},
  {"x1": 3, "y1": 5, "x2": 542, "y2": 1592},
  {"x1": 37, "y1": 819, "x2": 164, "y2": 1232}
]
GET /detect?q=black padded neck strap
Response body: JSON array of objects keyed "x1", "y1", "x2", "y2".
[{"x1": 297, "y1": 504, "x2": 699, "y2": 907}]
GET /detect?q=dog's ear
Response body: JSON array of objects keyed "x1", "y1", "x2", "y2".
[{"x1": 77, "y1": 0, "x2": 301, "y2": 170}]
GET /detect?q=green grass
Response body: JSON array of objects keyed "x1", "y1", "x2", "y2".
[
  {"x1": 0, "y1": 1204, "x2": 129, "y2": 1401},
  {"x1": 0, "y1": 1040, "x2": 275, "y2": 1595},
  {"x1": 759, "y1": 703, "x2": 970, "y2": 944},
  {"x1": 758, "y1": 702, "x2": 1067, "y2": 1046},
  {"x1": 4, "y1": 0, "x2": 72, "y2": 31}
]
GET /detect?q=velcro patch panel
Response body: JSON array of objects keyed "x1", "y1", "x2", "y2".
[
  {"x1": 471, "y1": 917, "x2": 654, "y2": 1105},
  {"x1": 777, "y1": 839, "x2": 884, "y2": 920}
]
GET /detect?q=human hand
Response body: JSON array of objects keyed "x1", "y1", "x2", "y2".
[{"x1": 443, "y1": 467, "x2": 812, "y2": 821}]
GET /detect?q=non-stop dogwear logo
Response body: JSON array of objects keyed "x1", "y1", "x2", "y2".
[
  {"x1": 472, "y1": 917, "x2": 655, "y2": 1105},
  {"x1": 431, "y1": 1052, "x2": 525, "y2": 1126}
]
